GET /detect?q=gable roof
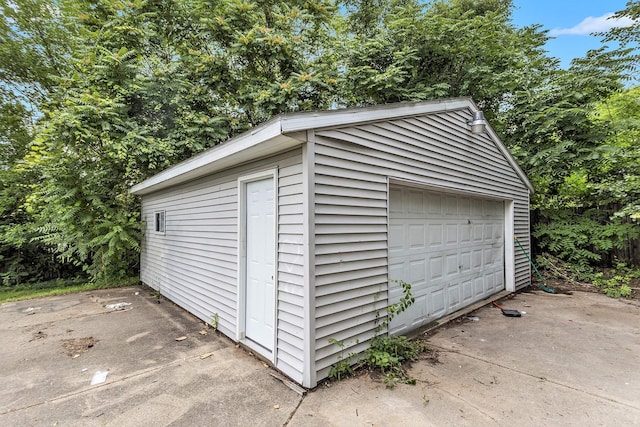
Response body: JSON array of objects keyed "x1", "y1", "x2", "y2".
[{"x1": 129, "y1": 97, "x2": 533, "y2": 195}]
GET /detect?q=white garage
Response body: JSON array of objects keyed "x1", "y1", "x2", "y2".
[
  {"x1": 388, "y1": 185, "x2": 506, "y2": 335},
  {"x1": 131, "y1": 97, "x2": 532, "y2": 388}
]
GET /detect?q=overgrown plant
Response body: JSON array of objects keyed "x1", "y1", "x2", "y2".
[
  {"x1": 329, "y1": 278, "x2": 421, "y2": 387},
  {"x1": 377, "y1": 279, "x2": 415, "y2": 332},
  {"x1": 363, "y1": 336, "x2": 423, "y2": 388},
  {"x1": 591, "y1": 273, "x2": 632, "y2": 298},
  {"x1": 537, "y1": 254, "x2": 637, "y2": 298},
  {"x1": 592, "y1": 260, "x2": 638, "y2": 298}
]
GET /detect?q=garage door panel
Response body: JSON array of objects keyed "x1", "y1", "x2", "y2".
[
  {"x1": 428, "y1": 224, "x2": 443, "y2": 246},
  {"x1": 444, "y1": 195, "x2": 457, "y2": 215},
  {"x1": 389, "y1": 185, "x2": 505, "y2": 335},
  {"x1": 427, "y1": 193, "x2": 442, "y2": 214},
  {"x1": 388, "y1": 223, "x2": 403, "y2": 252},
  {"x1": 484, "y1": 248, "x2": 495, "y2": 266},
  {"x1": 460, "y1": 251, "x2": 472, "y2": 273},
  {"x1": 495, "y1": 271, "x2": 504, "y2": 287},
  {"x1": 389, "y1": 189, "x2": 404, "y2": 215},
  {"x1": 413, "y1": 294, "x2": 428, "y2": 324},
  {"x1": 410, "y1": 259, "x2": 426, "y2": 283},
  {"x1": 471, "y1": 249, "x2": 482, "y2": 269},
  {"x1": 429, "y1": 256, "x2": 443, "y2": 280},
  {"x1": 458, "y1": 197, "x2": 470, "y2": 215},
  {"x1": 460, "y1": 224, "x2": 471, "y2": 242},
  {"x1": 408, "y1": 190, "x2": 425, "y2": 214},
  {"x1": 448, "y1": 283, "x2": 461, "y2": 310},
  {"x1": 472, "y1": 224, "x2": 484, "y2": 241},
  {"x1": 445, "y1": 254, "x2": 458, "y2": 277},
  {"x1": 462, "y1": 279, "x2": 474, "y2": 303},
  {"x1": 446, "y1": 224, "x2": 458, "y2": 245},
  {"x1": 430, "y1": 288, "x2": 446, "y2": 316},
  {"x1": 409, "y1": 224, "x2": 426, "y2": 249}
]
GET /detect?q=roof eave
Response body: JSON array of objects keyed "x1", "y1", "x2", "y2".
[
  {"x1": 129, "y1": 117, "x2": 288, "y2": 196},
  {"x1": 280, "y1": 98, "x2": 473, "y2": 133}
]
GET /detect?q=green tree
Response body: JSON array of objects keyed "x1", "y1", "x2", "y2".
[
  {"x1": 0, "y1": 0, "x2": 83, "y2": 284},
  {"x1": 501, "y1": 54, "x2": 638, "y2": 268},
  {"x1": 23, "y1": 0, "x2": 198, "y2": 280},
  {"x1": 2, "y1": 0, "x2": 638, "y2": 285},
  {"x1": 338, "y1": 0, "x2": 551, "y2": 116},
  {"x1": 17, "y1": 0, "x2": 342, "y2": 281}
]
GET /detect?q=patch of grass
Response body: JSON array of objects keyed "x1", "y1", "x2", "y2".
[{"x1": 0, "y1": 277, "x2": 139, "y2": 304}]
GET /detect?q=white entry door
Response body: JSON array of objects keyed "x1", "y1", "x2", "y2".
[
  {"x1": 244, "y1": 177, "x2": 276, "y2": 354},
  {"x1": 388, "y1": 185, "x2": 505, "y2": 335}
]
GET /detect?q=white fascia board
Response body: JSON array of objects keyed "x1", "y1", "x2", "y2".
[
  {"x1": 280, "y1": 98, "x2": 473, "y2": 132},
  {"x1": 130, "y1": 117, "x2": 286, "y2": 195}
]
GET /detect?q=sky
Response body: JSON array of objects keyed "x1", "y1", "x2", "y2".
[{"x1": 511, "y1": 0, "x2": 633, "y2": 68}]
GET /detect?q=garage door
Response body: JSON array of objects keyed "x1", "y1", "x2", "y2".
[{"x1": 388, "y1": 185, "x2": 505, "y2": 335}]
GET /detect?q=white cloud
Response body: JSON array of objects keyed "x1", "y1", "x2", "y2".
[{"x1": 549, "y1": 13, "x2": 635, "y2": 36}]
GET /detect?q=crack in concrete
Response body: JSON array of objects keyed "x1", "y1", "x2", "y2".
[
  {"x1": 429, "y1": 344, "x2": 640, "y2": 412},
  {"x1": 282, "y1": 393, "x2": 305, "y2": 426},
  {"x1": 0, "y1": 354, "x2": 193, "y2": 416},
  {"x1": 434, "y1": 386, "x2": 502, "y2": 425}
]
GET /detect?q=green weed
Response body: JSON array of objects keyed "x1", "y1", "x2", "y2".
[{"x1": 329, "y1": 279, "x2": 422, "y2": 387}]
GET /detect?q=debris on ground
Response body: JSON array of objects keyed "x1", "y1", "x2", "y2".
[
  {"x1": 175, "y1": 336, "x2": 187, "y2": 341},
  {"x1": 30, "y1": 331, "x2": 47, "y2": 341},
  {"x1": 492, "y1": 301, "x2": 521, "y2": 317},
  {"x1": 90, "y1": 370, "x2": 109, "y2": 385},
  {"x1": 200, "y1": 352, "x2": 214, "y2": 359},
  {"x1": 105, "y1": 302, "x2": 132, "y2": 310}
]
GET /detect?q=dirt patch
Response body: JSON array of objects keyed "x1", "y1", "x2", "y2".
[
  {"x1": 420, "y1": 347, "x2": 440, "y2": 364},
  {"x1": 62, "y1": 337, "x2": 99, "y2": 357}
]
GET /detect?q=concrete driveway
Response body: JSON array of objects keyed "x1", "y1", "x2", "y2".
[{"x1": 1, "y1": 287, "x2": 639, "y2": 426}]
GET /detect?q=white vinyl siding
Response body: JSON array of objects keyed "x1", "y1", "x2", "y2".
[
  {"x1": 140, "y1": 148, "x2": 305, "y2": 383},
  {"x1": 313, "y1": 165, "x2": 389, "y2": 375},
  {"x1": 312, "y1": 110, "x2": 530, "y2": 381},
  {"x1": 276, "y1": 161, "x2": 305, "y2": 380},
  {"x1": 141, "y1": 178, "x2": 238, "y2": 336}
]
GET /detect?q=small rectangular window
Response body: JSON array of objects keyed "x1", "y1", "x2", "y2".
[{"x1": 154, "y1": 211, "x2": 165, "y2": 234}]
